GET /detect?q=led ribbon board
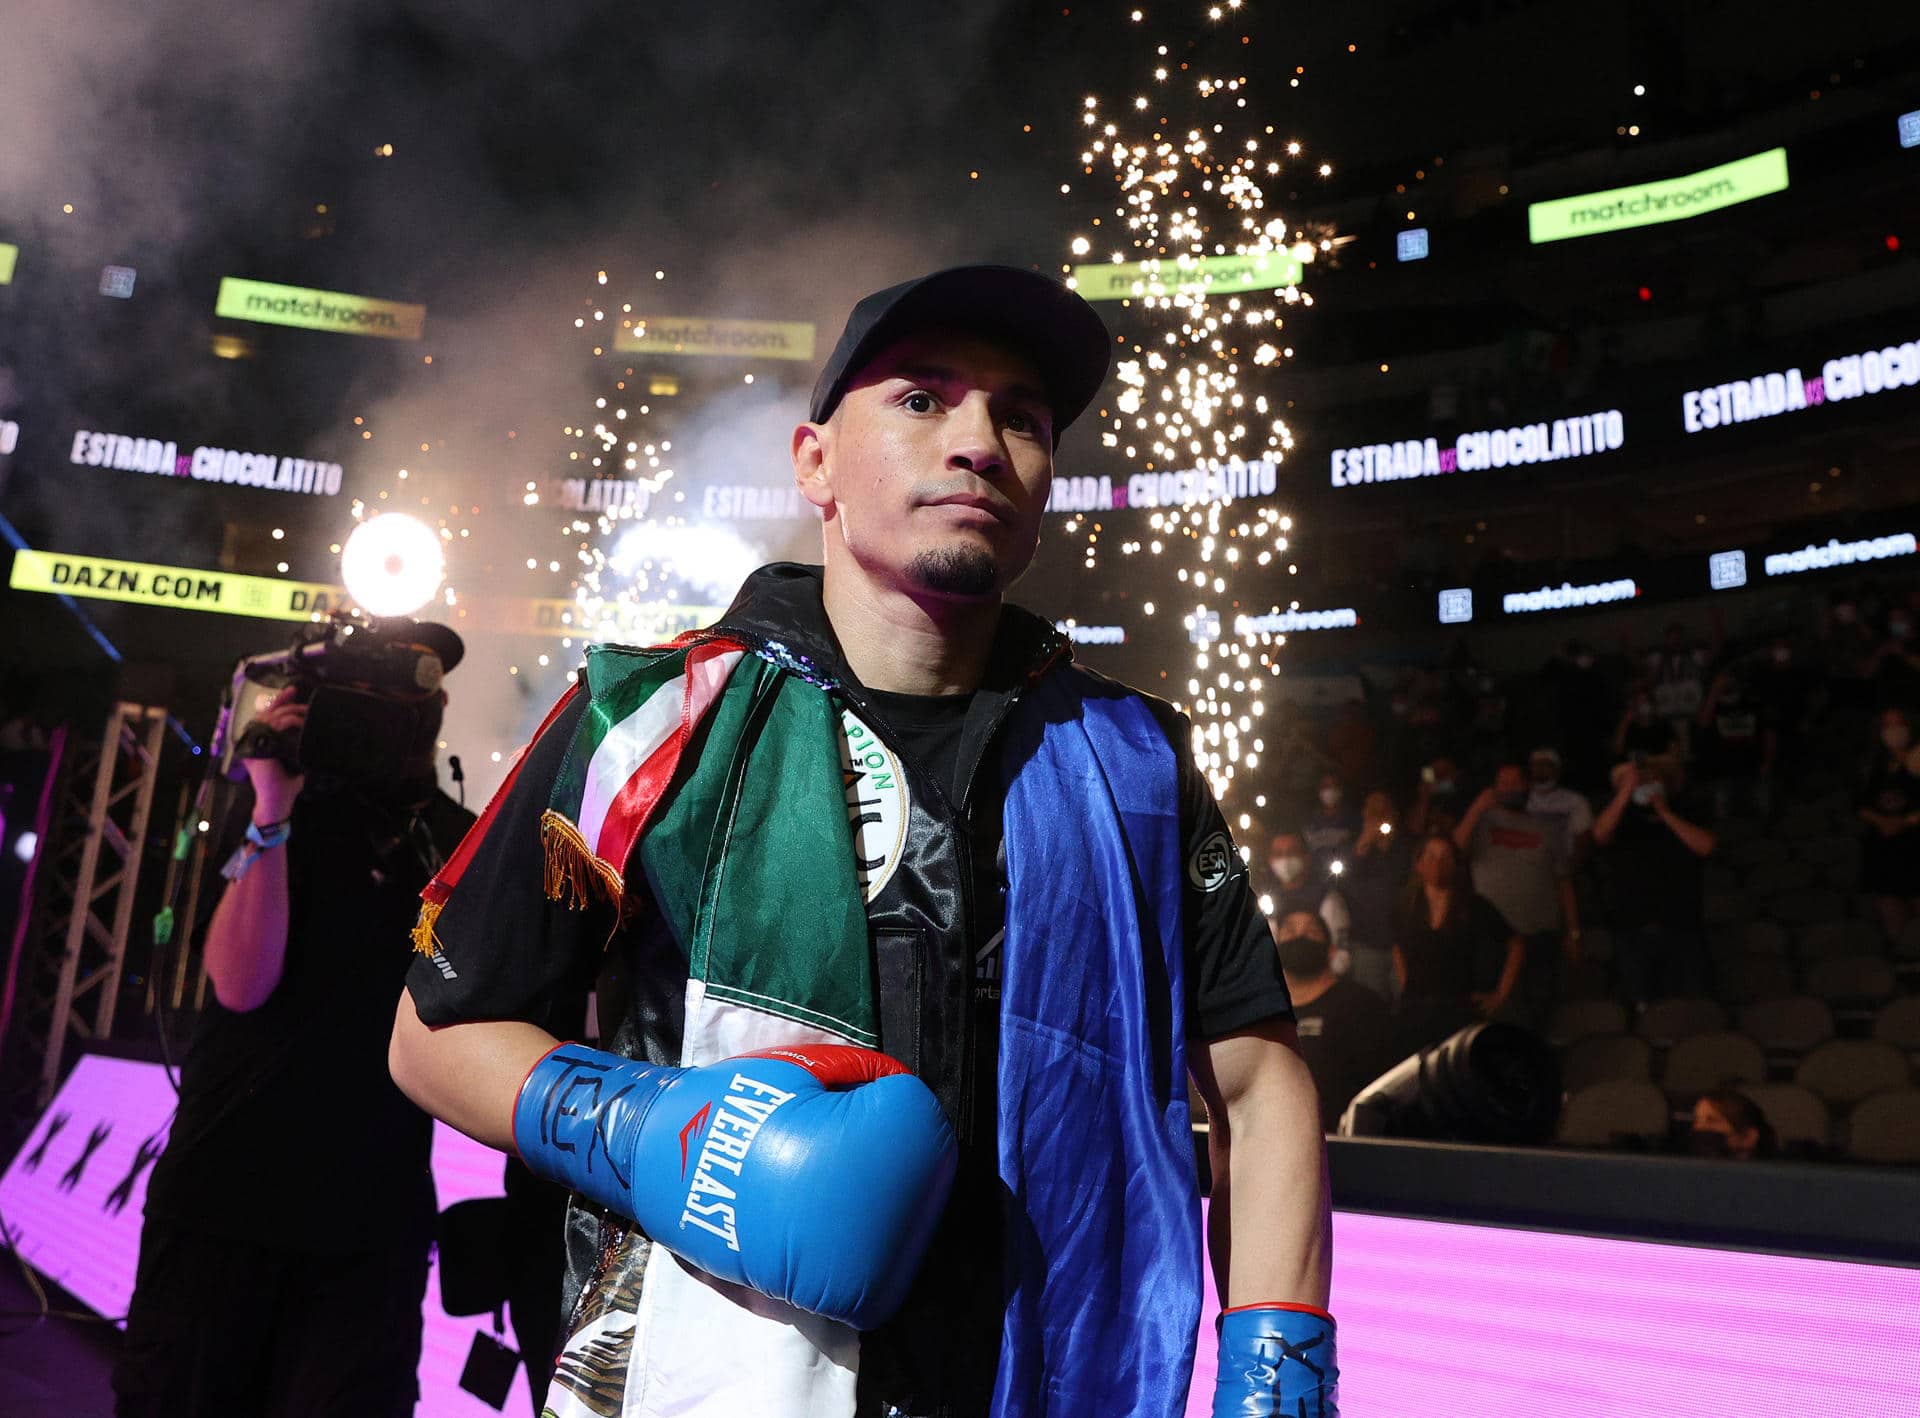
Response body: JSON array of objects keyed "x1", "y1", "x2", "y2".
[
  {"x1": 1070, "y1": 251, "x2": 1303, "y2": 301},
  {"x1": 9, "y1": 549, "x2": 346, "y2": 621},
  {"x1": 0, "y1": 242, "x2": 18, "y2": 284},
  {"x1": 615, "y1": 317, "x2": 816, "y2": 360},
  {"x1": 215, "y1": 277, "x2": 427, "y2": 340},
  {"x1": 1528, "y1": 148, "x2": 1789, "y2": 244}
]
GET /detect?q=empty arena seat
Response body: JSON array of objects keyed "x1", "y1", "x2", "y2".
[
  {"x1": 1844, "y1": 1090, "x2": 1920, "y2": 1164},
  {"x1": 1803, "y1": 955, "x2": 1897, "y2": 1014},
  {"x1": 1894, "y1": 919, "x2": 1920, "y2": 961},
  {"x1": 1794, "y1": 921, "x2": 1856, "y2": 961},
  {"x1": 1768, "y1": 889, "x2": 1845, "y2": 927},
  {"x1": 1557, "y1": 1081, "x2": 1670, "y2": 1149},
  {"x1": 1561, "y1": 1034, "x2": 1654, "y2": 1092},
  {"x1": 1560, "y1": 958, "x2": 1611, "y2": 1001},
  {"x1": 1740, "y1": 920, "x2": 1789, "y2": 957},
  {"x1": 1795, "y1": 1040, "x2": 1912, "y2": 1109},
  {"x1": 1638, "y1": 997, "x2": 1728, "y2": 1047},
  {"x1": 1871, "y1": 997, "x2": 1920, "y2": 1061},
  {"x1": 1720, "y1": 954, "x2": 1797, "y2": 1007},
  {"x1": 1662, "y1": 1031, "x2": 1767, "y2": 1100},
  {"x1": 1737, "y1": 996, "x2": 1834, "y2": 1059},
  {"x1": 1741, "y1": 1083, "x2": 1832, "y2": 1154},
  {"x1": 1747, "y1": 860, "x2": 1816, "y2": 897},
  {"x1": 1546, "y1": 998, "x2": 1627, "y2": 1048}
]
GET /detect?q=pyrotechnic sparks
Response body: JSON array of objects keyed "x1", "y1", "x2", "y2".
[
  {"x1": 1062, "y1": 1, "x2": 1337, "y2": 806},
  {"x1": 543, "y1": 269, "x2": 718, "y2": 655}
]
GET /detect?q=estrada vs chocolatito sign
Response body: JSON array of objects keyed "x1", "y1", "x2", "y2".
[
  {"x1": 215, "y1": 277, "x2": 427, "y2": 341},
  {"x1": 1681, "y1": 335, "x2": 1920, "y2": 434},
  {"x1": 69, "y1": 429, "x2": 343, "y2": 496},
  {"x1": 1048, "y1": 456, "x2": 1279, "y2": 513},
  {"x1": 1329, "y1": 411, "x2": 1625, "y2": 487}
]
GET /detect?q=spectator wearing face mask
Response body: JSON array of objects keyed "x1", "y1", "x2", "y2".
[
  {"x1": 1595, "y1": 757, "x2": 1717, "y2": 1009},
  {"x1": 1392, "y1": 834, "x2": 1526, "y2": 1058},
  {"x1": 1613, "y1": 683, "x2": 1678, "y2": 763},
  {"x1": 1526, "y1": 748, "x2": 1593, "y2": 861},
  {"x1": 1265, "y1": 830, "x2": 1351, "y2": 964},
  {"x1": 1859, "y1": 707, "x2": 1920, "y2": 940},
  {"x1": 1302, "y1": 770, "x2": 1360, "y2": 868},
  {"x1": 1454, "y1": 763, "x2": 1582, "y2": 1026},
  {"x1": 1694, "y1": 667, "x2": 1774, "y2": 822},
  {"x1": 1342, "y1": 791, "x2": 1409, "y2": 1000},
  {"x1": 1688, "y1": 1089, "x2": 1776, "y2": 1161},
  {"x1": 1271, "y1": 910, "x2": 1394, "y2": 1132}
]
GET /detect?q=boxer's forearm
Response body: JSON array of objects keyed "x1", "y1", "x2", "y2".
[
  {"x1": 1199, "y1": 1022, "x2": 1333, "y2": 1309},
  {"x1": 389, "y1": 988, "x2": 558, "y2": 1152}
]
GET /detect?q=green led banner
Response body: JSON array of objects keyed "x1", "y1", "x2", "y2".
[
  {"x1": 1528, "y1": 149, "x2": 1789, "y2": 244},
  {"x1": 0, "y1": 243, "x2": 17, "y2": 284},
  {"x1": 215, "y1": 277, "x2": 427, "y2": 340},
  {"x1": 615, "y1": 316, "x2": 816, "y2": 360},
  {"x1": 1071, "y1": 250, "x2": 1303, "y2": 301}
]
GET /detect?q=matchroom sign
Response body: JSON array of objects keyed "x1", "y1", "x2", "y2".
[
  {"x1": 1527, "y1": 148, "x2": 1789, "y2": 244},
  {"x1": 1071, "y1": 251, "x2": 1304, "y2": 301},
  {"x1": 10, "y1": 550, "x2": 347, "y2": 621},
  {"x1": 215, "y1": 277, "x2": 428, "y2": 340},
  {"x1": 616, "y1": 317, "x2": 816, "y2": 361}
]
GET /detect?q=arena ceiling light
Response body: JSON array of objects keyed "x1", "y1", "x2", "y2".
[{"x1": 340, "y1": 513, "x2": 445, "y2": 616}]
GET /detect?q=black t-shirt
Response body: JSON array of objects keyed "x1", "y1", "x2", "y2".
[
  {"x1": 1291, "y1": 978, "x2": 1395, "y2": 1132},
  {"x1": 868, "y1": 684, "x2": 1291, "y2": 1155},
  {"x1": 1394, "y1": 891, "x2": 1513, "y2": 999},
  {"x1": 144, "y1": 784, "x2": 474, "y2": 1252},
  {"x1": 1601, "y1": 803, "x2": 1705, "y2": 931},
  {"x1": 1699, "y1": 698, "x2": 1764, "y2": 777}
]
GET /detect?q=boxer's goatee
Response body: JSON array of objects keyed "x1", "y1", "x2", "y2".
[{"x1": 907, "y1": 546, "x2": 997, "y2": 597}]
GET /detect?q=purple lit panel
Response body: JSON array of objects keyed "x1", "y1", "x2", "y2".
[
  {"x1": 1187, "y1": 1204, "x2": 1920, "y2": 1415},
  {"x1": 0, "y1": 1054, "x2": 531, "y2": 1417}
]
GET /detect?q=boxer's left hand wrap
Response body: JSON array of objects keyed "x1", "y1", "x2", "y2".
[
  {"x1": 511, "y1": 1042, "x2": 956, "y2": 1329},
  {"x1": 1212, "y1": 1302, "x2": 1340, "y2": 1417}
]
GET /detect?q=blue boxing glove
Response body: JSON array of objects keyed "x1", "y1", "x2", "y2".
[
  {"x1": 1212, "y1": 1303, "x2": 1340, "y2": 1417},
  {"x1": 512, "y1": 1042, "x2": 956, "y2": 1330}
]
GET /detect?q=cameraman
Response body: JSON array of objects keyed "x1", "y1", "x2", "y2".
[{"x1": 114, "y1": 625, "x2": 476, "y2": 1418}]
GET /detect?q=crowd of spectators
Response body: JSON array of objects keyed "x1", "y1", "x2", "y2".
[{"x1": 1257, "y1": 578, "x2": 1920, "y2": 1163}]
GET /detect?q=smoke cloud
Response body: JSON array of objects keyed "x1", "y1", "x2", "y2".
[{"x1": 1, "y1": 0, "x2": 1052, "y2": 795}]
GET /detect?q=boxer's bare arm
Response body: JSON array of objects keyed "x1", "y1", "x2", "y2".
[
  {"x1": 1190, "y1": 1017, "x2": 1333, "y2": 1310},
  {"x1": 389, "y1": 989, "x2": 558, "y2": 1152}
]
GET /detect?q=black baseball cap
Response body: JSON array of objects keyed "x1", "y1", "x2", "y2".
[
  {"x1": 375, "y1": 617, "x2": 465, "y2": 675},
  {"x1": 808, "y1": 264, "x2": 1113, "y2": 442}
]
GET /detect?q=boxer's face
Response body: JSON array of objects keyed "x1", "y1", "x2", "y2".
[{"x1": 794, "y1": 330, "x2": 1054, "y2": 603}]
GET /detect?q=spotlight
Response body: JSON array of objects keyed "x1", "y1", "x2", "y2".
[{"x1": 341, "y1": 513, "x2": 445, "y2": 616}]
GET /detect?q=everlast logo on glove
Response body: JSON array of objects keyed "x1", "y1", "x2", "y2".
[{"x1": 678, "y1": 1073, "x2": 797, "y2": 1251}]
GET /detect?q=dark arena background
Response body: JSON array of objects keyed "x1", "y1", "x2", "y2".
[{"x1": 3, "y1": 3, "x2": 1920, "y2": 1414}]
